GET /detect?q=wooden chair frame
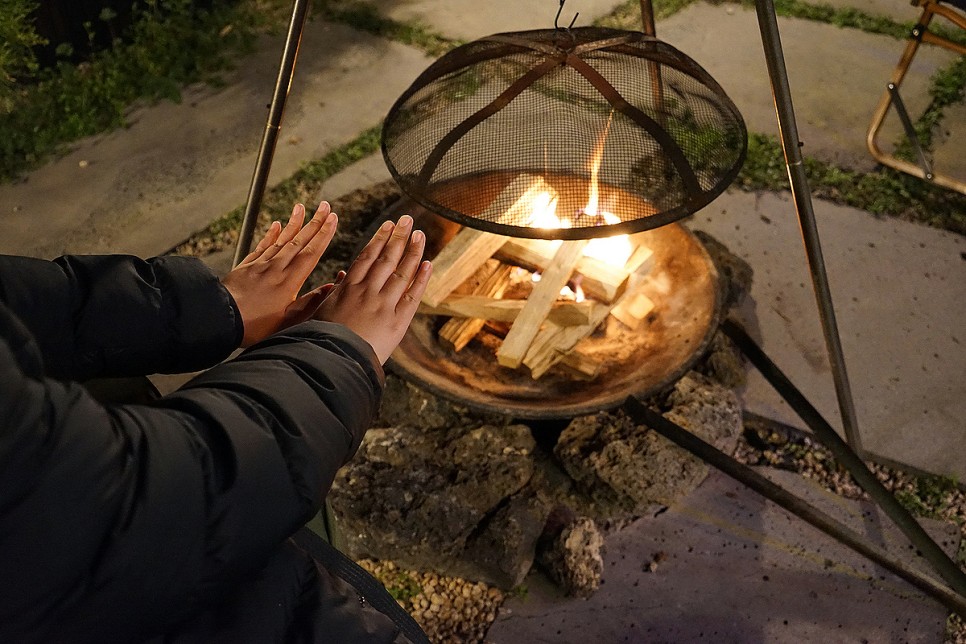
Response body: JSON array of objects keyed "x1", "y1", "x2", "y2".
[{"x1": 866, "y1": 0, "x2": 966, "y2": 195}]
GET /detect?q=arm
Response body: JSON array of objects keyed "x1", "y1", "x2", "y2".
[
  {"x1": 0, "y1": 318, "x2": 383, "y2": 642},
  {"x1": 0, "y1": 202, "x2": 339, "y2": 381},
  {"x1": 0, "y1": 212, "x2": 430, "y2": 642},
  {"x1": 0, "y1": 253, "x2": 242, "y2": 381}
]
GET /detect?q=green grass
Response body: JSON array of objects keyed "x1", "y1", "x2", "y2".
[
  {"x1": 0, "y1": 0, "x2": 270, "y2": 181},
  {"x1": 738, "y1": 133, "x2": 966, "y2": 234},
  {"x1": 316, "y1": 0, "x2": 459, "y2": 56}
]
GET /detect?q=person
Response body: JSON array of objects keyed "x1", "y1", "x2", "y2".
[{"x1": 0, "y1": 202, "x2": 433, "y2": 643}]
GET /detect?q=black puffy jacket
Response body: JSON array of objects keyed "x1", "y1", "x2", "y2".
[{"x1": 0, "y1": 254, "x2": 426, "y2": 643}]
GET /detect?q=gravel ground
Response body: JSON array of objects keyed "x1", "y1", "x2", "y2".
[{"x1": 356, "y1": 559, "x2": 505, "y2": 643}]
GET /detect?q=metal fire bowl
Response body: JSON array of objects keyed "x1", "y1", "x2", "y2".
[{"x1": 381, "y1": 172, "x2": 723, "y2": 419}]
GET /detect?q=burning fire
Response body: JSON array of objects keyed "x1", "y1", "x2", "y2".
[{"x1": 526, "y1": 111, "x2": 634, "y2": 271}]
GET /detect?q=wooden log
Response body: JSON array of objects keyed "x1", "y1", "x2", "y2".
[
  {"x1": 422, "y1": 174, "x2": 556, "y2": 307},
  {"x1": 420, "y1": 295, "x2": 594, "y2": 326},
  {"x1": 625, "y1": 242, "x2": 655, "y2": 275},
  {"x1": 559, "y1": 352, "x2": 602, "y2": 380},
  {"x1": 438, "y1": 263, "x2": 513, "y2": 352},
  {"x1": 496, "y1": 240, "x2": 589, "y2": 368},
  {"x1": 610, "y1": 292, "x2": 655, "y2": 330},
  {"x1": 496, "y1": 239, "x2": 630, "y2": 303},
  {"x1": 523, "y1": 301, "x2": 612, "y2": 378}
]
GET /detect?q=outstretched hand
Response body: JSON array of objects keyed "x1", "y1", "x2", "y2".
[
  {"x1": 313, "y1": 215, "x2": 432, "y2": 364},
  {"x1": 222, "y1": 202, "x2": 338, "y2": 347}
]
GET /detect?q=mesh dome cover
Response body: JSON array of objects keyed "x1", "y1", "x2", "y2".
[{"x1": 382, "y1": 27, "x2": 747, "y2": 240}]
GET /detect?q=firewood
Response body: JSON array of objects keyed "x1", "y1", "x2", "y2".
[
  {"x1": 496, "y1": 239, "x2": 630, "y2": 303},
  {"x1": 625, "y1": 242, "x2": 655, "y2": 274},
  {"x1": 610, "y1": 292, "x2": 655, "y2": 330},
  {"x1": 422, "y1": 175, "x2": 557, "y2": 307},
  {"x1": 439, "y1": 264, "x2": 513, "y2": 352},
  {"x1": 497, "y1": 240, "x2": 589, "y2": 369},
  {"x1": 559, "y1": 352, "x2": 601, "y2": 380},
  {"x1": 420, "y1": 295, "x2": 594, "y2": 326},
  {"x1": 523, "y1": 301, "x2": 612, "y2": 378}
]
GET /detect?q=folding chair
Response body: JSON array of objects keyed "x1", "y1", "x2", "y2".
[{"x1": 866, "y1": 0, "x2": 966, "y2": 195}]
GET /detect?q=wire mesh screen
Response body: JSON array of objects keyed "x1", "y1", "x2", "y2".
[{"x1": 382, "y1": 27, "x2": 747, "y2": 240}]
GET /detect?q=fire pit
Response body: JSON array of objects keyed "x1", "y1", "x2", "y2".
[
  {"x1": 378, "y1": 26, "x2": 745, "y2": 418},
  {"x1": 382, "y1": 177, "x2": 721, "y2": 419}
]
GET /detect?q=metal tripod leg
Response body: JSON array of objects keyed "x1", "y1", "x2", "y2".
[
  {"x1": 753, "y1": 0, "x2": 863, "y2": 452},
  {"x1": 232, "y1": 0, "x2": 311, "y2": 267}
]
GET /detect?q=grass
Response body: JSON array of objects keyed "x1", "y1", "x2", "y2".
[
  {"x1": 0, "y1": 0, "x2": 287, "y2": 182},
  {"x1": 316, "y1": 0, "x2": 459, "y2": 56},
  {"x1": 738, "y1": 133, "x2": 966, "y2": 234},
  {"x1": 595, "y1": 0, "x2": 704, "y2": 27}
]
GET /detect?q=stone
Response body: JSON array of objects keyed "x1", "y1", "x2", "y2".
[
  {"x1": 554, "y1": 372, "x2": 742, "y2": 517},
  {"x1": 536, "y1": 511, "x2": 604, "y2": 599},
  {"x1": 329, "y1": 422, "x2": 547, "y2": 588},
  {"x1": 695, "y1": 330, "x2": 747, "y2": 389},
  {"x1": 664, "y1": 372, "x2": 743, "y2": 457}
]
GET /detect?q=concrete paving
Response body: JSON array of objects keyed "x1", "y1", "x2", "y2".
[
  {"x1": 487, "y1": 469, "x2": 959, "y2": 643},
  {"x1": 0, "y1": 18, "x2": 432, "y2": 259},
  {"x1": 691, "y1": 189, "x2": 966, "y2": 482}
]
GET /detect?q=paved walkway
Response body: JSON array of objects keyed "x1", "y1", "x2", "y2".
[{"x1": 1, "y1": 0, "x2": 963, "y2": 638}]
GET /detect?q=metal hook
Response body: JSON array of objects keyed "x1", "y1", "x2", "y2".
[{"x1": 554, "y1": 0, "x2": 579, "y2": 31}]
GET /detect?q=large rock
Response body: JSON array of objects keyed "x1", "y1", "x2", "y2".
[
  {"x1": 536, "y1": 510, "x2": 604, "y2": 598},
  {"x1": 329, "y1": 422, "x2": 547, "y2": 588},
  {"x1": 554, "y1": 372, "x2": 742, "y2": 516}
]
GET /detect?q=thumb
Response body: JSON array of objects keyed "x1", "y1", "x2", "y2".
[{"x1": 284, "y1": 284, "x2": 332, "y2": 326}]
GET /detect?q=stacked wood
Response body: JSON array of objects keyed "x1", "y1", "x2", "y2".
[{"x1": 419, "y1": 175, "x2": 657, "y2": 380}]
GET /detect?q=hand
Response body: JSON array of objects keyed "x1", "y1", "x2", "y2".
[
  {"x1": 313, "y1": 215, "x2": 432, "y2": 364},
  {"x1": 222, "y1": 202, "x2": 339, "y2": 347}
]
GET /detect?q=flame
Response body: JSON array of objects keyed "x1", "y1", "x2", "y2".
[
  {"x1": 520, "y1": 111, "x2": 634, "y2": 294},
  {"x1": 580, "y1": 112, "x2": 633, "y2": 267},
  {"x1": 583, "y1": 111, "x2": 614, "y2": 221},
  {"x1": 528, "y1": 191, "x2": 564, "y2": 230}
]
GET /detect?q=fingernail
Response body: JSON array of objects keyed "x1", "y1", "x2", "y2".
[
  {"x1": 324, "y1": 212, "x2": 337, "y2": 225},
  {"x1": 399, "y1": 215, "x2": 413, "y2": 227},
  {"x1": 411, "y1": 230, "x2": 424, "y2": 243},
  {"x1": 380, "y1": 220, "x2": 394, "y2": 232}
]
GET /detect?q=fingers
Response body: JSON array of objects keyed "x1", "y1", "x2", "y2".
[
  {"x1": 240, "y1": 220, "x2": 282, "y2": 265},
  {"x1": 259, "y1": 203, "x2": 307, "y2": 262},
  {"x1": 382, "y1": 229, "x2": 426, "y2": 300},
  {"x1": 398, "y1": 260, "x2": 433, "y2": 316},
  {"x1": 344, "y1": 218, "x2": 395, "y2": 284},
  {"x1": 274, "y1": 202, "x2": 337, "y2": 270}
]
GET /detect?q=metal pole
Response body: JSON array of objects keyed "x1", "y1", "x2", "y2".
[
  {"x1": 622, "y1": 396, "x2": 966, "y2": 618},
  {"x1": 753, "y1": 0, "x2": 863, "y2": 452},
  {"x1": 722, "y1": 319, "x2": 966, "y2": 598},
  {"x1": 232, "y1": 0, "x2": 311, "y2": 267},
  {"x1": 639, "y1": 0, "x2": 656, "y2": 35}
]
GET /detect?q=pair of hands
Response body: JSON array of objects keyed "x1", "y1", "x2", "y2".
[{"x1": 220, "y1": 202, "x2": 432, "y2": 364}]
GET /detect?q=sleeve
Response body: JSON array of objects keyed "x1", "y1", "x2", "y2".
[
  {"x1": 0, "y1": 319, "x2": 384, "y2": 643},
  {"x1": 0, "y1": 254, "x2": 242, "y2": 380}
]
